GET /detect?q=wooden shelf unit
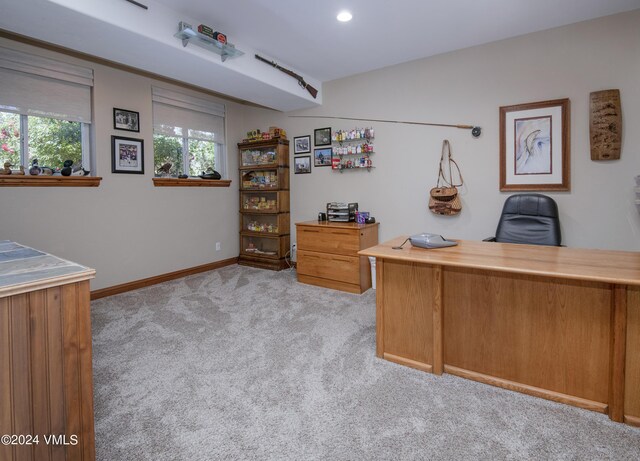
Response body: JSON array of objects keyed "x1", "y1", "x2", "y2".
[{"x1": 238, "y1": 138, "x2": 290, "y2": 270}]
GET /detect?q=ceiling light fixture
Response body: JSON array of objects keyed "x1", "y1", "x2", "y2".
[{"x1": 337, "y1": 11, "x2": 353, "y2": 22}]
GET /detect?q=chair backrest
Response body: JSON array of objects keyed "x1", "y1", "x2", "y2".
[{"x1": 495, "y1": 194, "x2": 562, "y2": 246}]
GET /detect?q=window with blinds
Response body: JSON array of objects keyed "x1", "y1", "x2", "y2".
[
  {"x1": 0, "y1": 46, "x2": 93, "y2": 173},
  {"x1": 152, "y1": 86, "x2": 226, "y2": 178}
]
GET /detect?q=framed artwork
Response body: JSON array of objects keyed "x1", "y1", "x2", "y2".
[
  {"x1": 500, "y1": 99, "x2": 570, "y2": 191},
  {"x1": 112, "y1": 136, "x2": 144, "y2": 174},
  {"x1": 294, "y1": 155, "x2": 311, "y2": 174},
  {"x1": 314, "y1": 147, "x2": 332, "y2": 167},
  {"x1": 113, "y1": 108, "x2": 140, "y2": 132},
  {"x1": 314, "y1": 127, "x2": 331, "y2": 146},
  {"x1": 293, "y1": 135, "x2": 311, "y2": 154}
]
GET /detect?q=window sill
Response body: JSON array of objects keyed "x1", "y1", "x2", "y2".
[
  {"x1": 152, "y1": 177, "x2": 232, "y2": 187},
  {"x1": 0, "y1": 175, "x2": 102, "y2": 187}
]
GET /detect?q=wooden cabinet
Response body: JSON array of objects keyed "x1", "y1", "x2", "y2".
[
  {"x1": 238, "y1": 138, "x2": 290, "y2": 270},
  {"x1": 295, "y1": 221, "x2": 379, "y2": 294},
  {"x1": 0, "y1": 241, "x2": 96, "y2": 461}
]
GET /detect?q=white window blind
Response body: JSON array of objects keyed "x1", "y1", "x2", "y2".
[
  {"x1": 152, "y1": 86, "x2": 225, "y2": 143},
  {"x1": 0, "y1": 46, "x2": 93, "y2": 123}
]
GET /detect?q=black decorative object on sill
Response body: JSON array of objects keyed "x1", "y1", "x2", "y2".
[
  {"x1": 61, "y1": 159, "x2": 73, "y2": 176},
  {"x1": 199, "y1": 167, "x2": 221, "y2": 180}
]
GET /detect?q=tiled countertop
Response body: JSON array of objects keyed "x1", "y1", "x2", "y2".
[{"x1": 0, "y1": 240, "x2": 95, "y2": 297}]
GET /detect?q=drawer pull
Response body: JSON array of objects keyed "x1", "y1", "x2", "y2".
[{"x1": 302, "y1": 229, "x2": 320, "y2": 233}]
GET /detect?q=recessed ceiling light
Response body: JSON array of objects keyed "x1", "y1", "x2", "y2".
[{"x1": 337, "y1": 11, "x2": 352, "y2": 22}]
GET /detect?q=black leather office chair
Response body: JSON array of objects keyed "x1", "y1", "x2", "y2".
[{"x1": 485, "y1": 193, "x2": 562, "y2": 246}]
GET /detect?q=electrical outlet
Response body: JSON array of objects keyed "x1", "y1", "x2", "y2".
[
  {"x1": 291, "y1": 243, "x2": 297, "y2": 261},
  {"x1": 215, "y1": 242, "x2": 221, "y2": 251}
]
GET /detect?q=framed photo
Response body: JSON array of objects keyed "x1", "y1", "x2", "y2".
[
  {"x1": 113, "y1": 108, "x2": 140, "y2": 132},
  {"x1": 314, "y1": 127, "x2": 331, "y2": 146},
  {"x1": 294, "y1": 155, "x2": 311, "y2": 174},
  {"x1": 112, "y1": 136, "x2": 144, "y2": 174},
  {"x1": 500, "y1": 99, "x2": 570, "y2": 191},
  {"x1": 314, "y1": 147, "x2": 332, "y2": 167},
  {"x1": 293, "y1": 135, "x2": 311, "y2": 154}
]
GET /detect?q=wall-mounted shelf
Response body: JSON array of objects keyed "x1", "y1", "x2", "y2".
[
  {"x1": 174, "y1": 22, "x2": 244, "y2": 62},
  {"x1": 331, "y1": 127, "x2": 375, "y2": 172}
]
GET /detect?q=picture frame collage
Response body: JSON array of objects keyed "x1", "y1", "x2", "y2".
[
  {"x1": 112, "y1": 108, "x2": 144, "y2": 174},
  {"x1": 293, "y1": 127, "x2": 332, "y2": 174}
]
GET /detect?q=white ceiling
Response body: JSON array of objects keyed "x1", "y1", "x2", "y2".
[
  {"x1": 1, "y1": 0, "x2": 639, "y2": 111},
  {"x1": 154, "y1": 0, "x2": 640, "y2": 81}
]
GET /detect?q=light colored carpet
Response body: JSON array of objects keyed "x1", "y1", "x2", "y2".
[{"x1": 91, "y1": 265, "x2": 639, "y2": 460}]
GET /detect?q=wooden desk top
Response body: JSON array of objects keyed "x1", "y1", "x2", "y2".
[
  {"x1": 359, "y1": 237, "x2": 640, "y2": 286},
  {"x1": 296, "y1": 220, "x2": 379, "y2": 230},
  {"x1": 0, "y1": 240, "x2": 95, "y2": 298}
]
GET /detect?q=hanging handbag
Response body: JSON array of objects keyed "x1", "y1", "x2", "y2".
[{"x1": 429, "y1": 140, "x2": 464, "y2": 216}]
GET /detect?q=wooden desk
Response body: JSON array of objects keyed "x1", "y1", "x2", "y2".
[
  {"x1": 360, "y1": 238, "x2": 640, "y2": 427},
  {"x1": 0, "y1": 241, "x2": 96, "y2": 461}
]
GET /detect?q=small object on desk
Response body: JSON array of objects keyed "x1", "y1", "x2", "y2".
[
  {"x1": 365, "y1": 216, "x2": 376, "y2": 224},
  {"x1": 1, "y1": 161, "x2": 12, "y2": 175},
  {"x1": 318, "y1": 212, "x2": 327, "y2": 221},
  {"x1": 41, "y1": 166, "x2": 54, "y2": 175},
  {"x1": 178, "y1": 173, "x2": 189, "y2": 179},
  {"x1": 393, "y1": 233, "x2": 458, "y2": 250},
  {"x1": 12, "y1": 165, "x2": 25, "y2": 175},
  {"x1": 355, "y1": 211, "x2": 370, "y2": 224},
  {"x1": 410, "y1": 233, "x2": 457, "y2": 249},
  {"x1": 327, "y1": 202, "x2": 358, "y2": 222}
]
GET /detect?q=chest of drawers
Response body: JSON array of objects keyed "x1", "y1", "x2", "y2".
[{"x1": 295, "y1": 221, "x2": 379, "y2": 293}]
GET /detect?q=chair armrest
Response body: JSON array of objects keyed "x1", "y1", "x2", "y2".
[{"x1": 483, "y1": 237, "x2": 497, "y2": 242}]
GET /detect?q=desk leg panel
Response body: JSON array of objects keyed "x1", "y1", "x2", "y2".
[
  {"x1": 443, "y1": 267, "x2": 612, "y2": 404},
  {"x1": 380, "y1": 260, "x2": 435, "y2": 369},
  {"x1": 625, "y1": 286, "x2": 640, "y2": 426},
  {"x1": 375, "y1": 259, "x2": 385, "y2": 358}
]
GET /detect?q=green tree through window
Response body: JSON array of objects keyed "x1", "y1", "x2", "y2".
[{"x1": 0, "y1": 111, "x2": 83, "y2": 171}]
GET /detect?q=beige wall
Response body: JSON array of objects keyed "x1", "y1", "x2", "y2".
[
  {"x1": 1, "y1": 11, "x2": 638, "y2": 292},
  {"x1": 242, "y1": 11, "x2": 640, "y2": 252},
  {"x1": 0, "y1": 37, "x2": 244, "y2": 290}
]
